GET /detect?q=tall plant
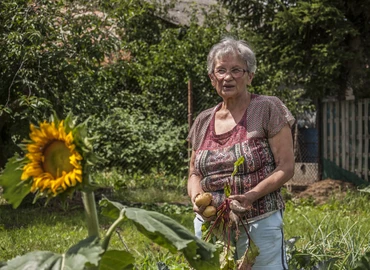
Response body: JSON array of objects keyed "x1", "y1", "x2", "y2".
[{"x1": 0, "y1": 112, "x2": 220, "y2": 269}]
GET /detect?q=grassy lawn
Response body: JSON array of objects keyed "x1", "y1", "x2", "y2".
[
  {"x1": 1, "y1": 183, "x2": 370, "y2": 269},
  {"x1": 0, "y1": 188, "x2": 195, "y2": 269}
]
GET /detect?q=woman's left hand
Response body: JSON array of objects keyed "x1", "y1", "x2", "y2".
[{"x1": 229, "y1": 193, "x2": 254, "y2": 213}]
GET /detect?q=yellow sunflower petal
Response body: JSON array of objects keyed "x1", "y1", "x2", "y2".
[
  {"x1": 65, "y1": 132, "x2": 74, "y2": 145},
  {"x1": 27, "y1": 143, "x2": 43, "y2": 153},
  {"x1": 30, "y1": 124, "x2": 48, "y2": 143},
  {"x1": 22, "y1": 117, "x2": 85, "y2": 197},
  {"x1": 69, "y1": 172, "x2": 77, "y2": 186},
  {"x1": 75, "y1": 172, "x2": 83, "y2": 183},
  {"x1": 40, "y1": 122, "x2": 59, "y2": 139},
  {"x1": 26, "y1": 152, "x2": 43, "y2": 162},
  {"x1": 63, "y1": 173, "x2": 71, "y2": 187}
]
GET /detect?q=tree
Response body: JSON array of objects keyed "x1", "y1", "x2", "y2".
[
  {"x1": 0, "y1": 0, "x2": 231, "y2": 171},
  {"x1": 218, "y1": 0, "x2": 370, "y2": 100},
  {"x1": 0, "y1": 0, "x2": 128, "y2": 167}
]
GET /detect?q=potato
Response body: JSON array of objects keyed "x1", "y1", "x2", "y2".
[
  {"x1": 194, "y1": 192, "x2": 212, "y2": 207},
  {"x1": 203, "y1": 205, "x2": 217, "y2": 218}
]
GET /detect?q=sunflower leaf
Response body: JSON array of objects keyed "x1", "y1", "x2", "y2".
[
  {"x1": 1, "y1": 236, "x2": 103, "y2": 270},
  {"x1": 99, "y1": 250, "x2": 135, "y2": 270},
  {"x1": 100, "y1": 198, "x2": 220, "y2": 270},
  {"x1": 0, "y1": 155, "x2": 31, "y2": 209}
]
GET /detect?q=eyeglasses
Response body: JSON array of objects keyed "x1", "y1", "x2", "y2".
[{"x1": 213, "y1": 68, "x2": 248, "y2": 79}]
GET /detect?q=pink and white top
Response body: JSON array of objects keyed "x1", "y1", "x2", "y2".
[{"x1": 188, "y1": 94, "x2": 295, "y2": 220}]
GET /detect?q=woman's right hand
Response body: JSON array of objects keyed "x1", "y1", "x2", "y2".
[{"x1": 192, "y1": 193, "x2": 217, "y2": 221}]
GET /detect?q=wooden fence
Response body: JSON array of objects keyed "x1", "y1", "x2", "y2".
[{"x1": 321, "y1": 98, "x2": 370, "y2": 182}]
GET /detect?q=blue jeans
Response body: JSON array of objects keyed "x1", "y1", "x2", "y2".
[
  {"x1": 193, "y1": 210, "x2": 288, "y2": 269},
  {"x1": 233, "y1": 210, "x2": 288, "y2": 269},
  {"x1": 193, "y1": 214, "x2": 204, "y2": 239}
]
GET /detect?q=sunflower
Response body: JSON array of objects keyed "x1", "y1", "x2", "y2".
[{"x1": 21, "y1": 120, "x2": 83, "y2": 196}]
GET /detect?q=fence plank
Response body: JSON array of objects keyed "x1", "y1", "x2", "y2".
[
  {"x1": 329, "y1": 102, "x2": 334, "y2": 160},
  {"x1": 321, "y1": 98, "x2": 370, "y2": 183},
  {"x1": 323, "y1": 103, "x2": 328, "y2": 159},
  {"x1": 364, "y1": 100, "x2": 369, "y2": 181},
  {"x1": 357, "y1": 100, "x2": 363, "y2": 177},
  {"x1": 351, "y1": 102, "x2": 356, "y2": 173},
  {"x1": 344, "y1": 101, "x2": 349, "y2": 170},
  {"x1": 335, "y1": 102, "x2": 340, "y2": 166},
  {"x1": 341, "y1": 101, "x2": 346, "y2": 168}
]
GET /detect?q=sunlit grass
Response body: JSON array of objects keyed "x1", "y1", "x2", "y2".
[
  {"x1": 1, "y1": 175, "x2": 370, "y2": 269},
  {"x1": 0, "y1": 194, "x2": 195, "y2": 269},
  {"x1": 284, "y1": 190, "x2": 370, "y2": 269}
]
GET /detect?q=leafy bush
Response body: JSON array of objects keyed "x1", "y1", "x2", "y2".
[{"x1": 90, "y1": 108, "x2": 188, "y2": 174}]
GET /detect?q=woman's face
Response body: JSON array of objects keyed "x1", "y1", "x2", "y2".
[{"x1": 209, "y1": 54, "x2": 254, "y2": 99}]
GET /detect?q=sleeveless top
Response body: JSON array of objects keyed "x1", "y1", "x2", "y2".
[{"x1": 187, "y1": 94, "x2": 295, "y2": 220}]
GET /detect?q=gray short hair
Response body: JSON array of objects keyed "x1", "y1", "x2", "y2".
[{"x1": 207, "y1": 37, "x2": 257, "y2": 75}]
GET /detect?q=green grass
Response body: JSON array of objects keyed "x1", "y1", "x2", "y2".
[
  {"x1": 1, "y1": 173, "x2": 370, "y2": 269},
  {"x1": 0, "y1": 189, "x2": 195, "y2": 269},
  {"x1": 284, "y1": 190, "x2": 370, "y2": 269}
]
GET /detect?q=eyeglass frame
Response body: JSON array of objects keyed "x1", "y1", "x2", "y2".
[{"x1": 213, "y1": 68, "x2": 249, "y2": 79}]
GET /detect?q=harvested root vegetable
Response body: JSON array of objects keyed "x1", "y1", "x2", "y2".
[
  {"x1": 201, "y1": 156, "x2": 260, "y2": 268},
  {"x1": 203, "y1": 205, "x2": 217, "y2": 218},
  {"x1": 230, "y1": 200, "x2": 248, "y2": 214},
  {"x1": 194, "y1": 192, "x2": 212, "y2": 207}
]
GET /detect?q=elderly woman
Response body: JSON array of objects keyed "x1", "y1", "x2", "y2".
[{"x1": 187, "y1": 36, "x2": 295, "y2": 269}]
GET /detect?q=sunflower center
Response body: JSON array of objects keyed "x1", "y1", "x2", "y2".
[{"x1": 43, "y1": 140, "x2": 74, "y2": 179}]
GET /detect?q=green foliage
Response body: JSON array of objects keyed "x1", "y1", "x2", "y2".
[
  {"x1": 92, "y1": 168, "x2": 189, "y2": 205},
  {"x1": 90, "y1": 107, "x2": 188, "y2": 173},
  {"x1": 93, "y1": 167, "x2": 186, "y2": 190},
  {"x1": 218, "y1": 0, "x2": 370, "y2": 100},
  {"x1": 2, "y1": 237, "x2": 103, "y2": 270},
  {"x1": 1, "y1": 186, "x2": 370, "y2": 269},
  {"x1": 0, "y1": 195, "x2": 219, "y2": 269},
  {"x1": 100, "y1": 199, "x2": 220, "y2": 269},
  {"x1": 284, "y1": 191, "x2": 370, "y2": 269},
  {"x1": 0, "y1": 0, "x2": 230, "y2": 172},
  {"x1": 0, "y1": 0, "x2": 120, "y2": 166},
  {"x1": 354, "y1": 250, "x2": 370, "y2": 270},
  {"x1": 0, "y1": 0, "x2": 321, "y2": 173},
  {"x1": 0, "y1": 155, "x2": 31, "y2": 208},
  {"x1": 100, "y1": 250, "x2": 135, "y2": 270}
]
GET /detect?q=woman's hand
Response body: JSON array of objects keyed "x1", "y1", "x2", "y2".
[
  {"x1": 229, "y1": 193, "x2": 254, "y2": 213},
  {"x1": 192, "y1": 193, "x2": 217, "y2": 221}
]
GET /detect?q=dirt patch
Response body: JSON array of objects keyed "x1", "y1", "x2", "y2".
[{"x1": 287, "y1": 179, "x2": 357, "y2": 205}]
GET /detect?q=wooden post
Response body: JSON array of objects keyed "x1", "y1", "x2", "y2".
[
  {"x1": 322, "y1": 102, "x2": 328, "y2": 160},
  {"x1": 351, "y1": 102, "x2": 356, "y2": 173},
  {"x1": 188, "y1": 79, "x2": 193, "y2": 162},
  {"x1": 340, "y1": 101, "x2": 346, "y2": 169},
  {"x1": 364, "y1": 99, "x2": 369, "y2": 181},
  {"x1": 329, "y1": 102, "x2": 334, "y2": 161},
  {"x1": 358, "y1": 100, "x2": 363, "y2": 177},
  {"x1": 335, "y1": 102, "x2": 340, "y2": 166},
  {"x1": 317, "y1": 99, "x2": 323, "y2": 181}
]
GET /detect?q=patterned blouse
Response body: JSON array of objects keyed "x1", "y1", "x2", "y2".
[{"x1": 188, "y1": 94, "x2": 295, "y2": 220}]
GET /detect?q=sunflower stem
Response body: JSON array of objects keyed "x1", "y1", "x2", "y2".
[
  {"x1": 101, "y1": 208, "x2": 126, "y2": 252},
  {"x1": 82, "y1": 190, "x2": 100, "y2": 238}
]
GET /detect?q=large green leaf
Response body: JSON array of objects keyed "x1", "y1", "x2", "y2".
[
  {"x1": 99, "y1": 250, "x2": 134, "y2": 270},
  {"x1": 0, "y1": 155, "x2": 32, "y2": 209},
  {"x1": 1, "y1": 237, "x2": 103, "y2": 270},
  {"x1": 100, "y1": 199, "x2": 220, "y2": 270}
]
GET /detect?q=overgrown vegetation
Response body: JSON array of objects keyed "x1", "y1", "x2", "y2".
[
  {"x1": 1, "y1": 176, "x2": 370, "y2": 269},
  {"x1": 1, "y1": 0, "x2": 370, "y2": 268},
  {"x1": 5, "y1": 0, "x2": 365, "y2": 171}
]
